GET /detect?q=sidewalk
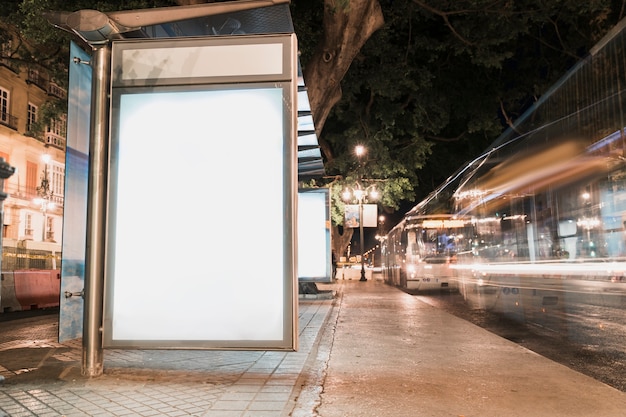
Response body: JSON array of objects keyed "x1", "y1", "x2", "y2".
[
  {"x1": 317, "y1": 279, "x2": 626, "y2": 417},
  {"x1": 0, "y1": 293, "x2": 333, "y2": 417},
  {"x1": 1, "y1": 277, "x2": 626, "y2": 417}
]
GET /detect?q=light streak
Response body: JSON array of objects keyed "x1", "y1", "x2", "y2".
[{"x1": 450, "y1": 261, "x2": 626, "y2": 277}]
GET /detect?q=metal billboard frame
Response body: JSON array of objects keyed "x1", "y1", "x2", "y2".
[{"x1": 103, "y1": 34, "x2": 298, "y2": 350}]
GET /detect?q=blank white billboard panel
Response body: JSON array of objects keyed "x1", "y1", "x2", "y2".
[
  {"x1": 104, "y1": 34, "x2": 297, "y2": 350},
  {"x1": 298, "y1": 189, "x2": 331, "y2": 282}
]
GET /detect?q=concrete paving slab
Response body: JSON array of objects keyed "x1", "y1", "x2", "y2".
[
  {"x1": 2, "y1": 277, "x2": 626, "y2": 417},
  {"x1": 0, "y1": 300, "x2": 333, "y2": 417},
  {"x1": 316, "y1": 279, "x2": 626, "y2": 417}
]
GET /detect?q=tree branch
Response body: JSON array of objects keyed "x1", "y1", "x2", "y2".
[
  {"x1": 410, "y1": 0, "x2": 475, "y2": 46},
  {"x1": 426, "y1": 131, "x2": 466, "y2": 142}
]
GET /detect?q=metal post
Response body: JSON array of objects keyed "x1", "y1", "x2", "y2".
[
  {"x1": 359, "y1": 200, "x2": 366, "y2": 281},
  {"x1": 82, "y1": 44, "x2": 111, "y2": 377},
  {"x1": 42, "y1": 164, "x2": 48, "y2": 241}
]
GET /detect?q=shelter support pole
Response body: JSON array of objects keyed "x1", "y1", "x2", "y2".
[{"x1": 82, "y1": 44, "x2": 111, "y2": 377}]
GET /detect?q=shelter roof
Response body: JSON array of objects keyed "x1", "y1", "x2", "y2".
[{"x1": 47, "y1": 1, "x2": 325, "y2": 181}]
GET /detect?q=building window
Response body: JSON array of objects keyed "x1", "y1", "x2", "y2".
[
  {"x1": 28, "y1": 68, "x2": 40, "y2": 85},
  {"x1": 0, "y1": 87, "x2": 9, "y2": 124},
  {"x1": 0, "y1": 40, "x2": 12, "y2": 66},
  {"x1": 47, "y1": 115, "x2": 66, "y2": 137},
  {"x1": 25, "y1": 213, "x2": 33, "y2": 237},
  {"x1": 1, "y1": 40, "x2": 11, "y2": 55},
  {"x1": 27, "y1": 103, "x2": 37, "y2": 132},
  {"x1": 51, "y1": 164, "x2": 64, "y2": 200},
  {"x1": 26, "y1": 160, "x2": 37, "y2": 198},
  {"x1": 45, "y1": 115, "x2": 67, "y2": 149},
  {"x1": 46, "y1": 216, "x2": 54, "y2": 241}
]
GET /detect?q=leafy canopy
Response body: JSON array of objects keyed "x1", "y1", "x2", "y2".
[
  {"x1": 2, "y1": 0, "x2": 624, "y2": 228},
  {"x1": 295, "y1": 0, "x2": 623, "y2": 227}
]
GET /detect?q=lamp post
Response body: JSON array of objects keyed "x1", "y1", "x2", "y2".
[
  {"x1": 343, "y1": 183, "x2": 379, "y2": 281},
  {"x1": 35, "y1": 153, "x2": 54, "y2": 242}
]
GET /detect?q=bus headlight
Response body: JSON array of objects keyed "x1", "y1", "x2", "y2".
[{"x1": 407, "y1": 264, "x2": 416, "y2": 278}]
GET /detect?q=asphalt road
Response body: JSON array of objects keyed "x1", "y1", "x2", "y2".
[{"x1": 416, "y1": 290, "x2": 626, "y2": 392}]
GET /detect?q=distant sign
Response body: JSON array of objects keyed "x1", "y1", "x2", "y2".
[{"x1": 344, "y1": 204, "x2": 378, "y2": 228}]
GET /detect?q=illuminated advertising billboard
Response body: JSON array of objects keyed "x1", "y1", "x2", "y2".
[
  {"x1": 104, "y1": 34, "x2": 298, "y2": 349},
  {"x1": 298, "y1": 188, "x2": 331, "y2": 282}
]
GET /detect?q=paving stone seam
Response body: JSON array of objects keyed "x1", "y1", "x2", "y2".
[{"x1": 287, "y1": 294, "x2": 341, "y2": 417}]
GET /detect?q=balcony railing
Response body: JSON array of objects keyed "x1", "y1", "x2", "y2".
[
  {"x1": 0, "y1": 58, "x2": 18, "y2": 73},
  {"x1": 48, "y1": 83, "x2": 66, "y2": 99},
  {"x1": 45, "y1": 132, "x2": 66, "y2": 150},
  {"x1": 51, "y1": 194, "x2": 64, "y2": 206},
  {"x1": 0, "y1": 112, "x2": 18, "y2": 130},
  {"x1": 24, "y1": 73, "x2": 67, "y2": 101},
  {"x1": 26, "y1": 72, "x2": 47, "y2": 91}
]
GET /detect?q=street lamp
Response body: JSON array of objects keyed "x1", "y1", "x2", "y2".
[
  {"x1": 34, "y1": 153, "x2": 54, "y2": 242},
  {"x1": 378, "y1": 214, "x2": 386, "y2": 234},
  {"x1": 343, "y1": 183, "x2": 379, "y2": 281}
]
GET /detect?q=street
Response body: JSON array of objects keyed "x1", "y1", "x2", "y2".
[{"x1": 415, "y1": 290, "x2": 626, "y2": 392}]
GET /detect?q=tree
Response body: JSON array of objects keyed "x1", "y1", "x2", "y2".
[
  {"x1": 0, "y1": 0, "x2": 179, "y2": 134},
  {"x1": 4, "y1": 0, "x2": 625, "y2": 262},
  {"x1": 295, "y1": 0, "x2": 624, "y2": 259}
]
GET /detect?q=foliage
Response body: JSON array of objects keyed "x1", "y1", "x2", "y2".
[
  {"x1": 0, "y1": 0, "x2": 177, "y2": 122},
  {"x1": 16, "y1": 0, "x2": 177, "y2": 43},
  {"x1": 297, "y1": 0, "x2": 624, "y2": 230},
  {"x1": 0, "y1": 0, "x2": 178, "y2": 85},
  {"x1": 28, "y1": 98, "x2": 67, "y2": 139},
  {"x1": 405, "y1": 0, "x2": 622, "y2": 202},
  {"x1": 2, "y1": 0, "x2": 625, "y2": 232}
]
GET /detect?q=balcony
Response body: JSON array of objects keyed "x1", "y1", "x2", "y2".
[
  {"x1": 26, "y1": 71, "x2": 47, "y2": 91},
  {"x1": 25, "y1": 73, "x2": 67, "y2": 100},
  {"x1": 51, "y1": 194, "x2": 64, "y2": 207},
  {"x1": 48, "y1": 83, "x2": 67, "y2": 99},
  {"x1": 0, "y1": 112, "x2": 17, "y2": 130},
  {"x1": 0, "y1": 58, "x2": 18, "y2": 73},
  {"x1": 45, "y1": 132, "x2": 66, "y2": 150}
]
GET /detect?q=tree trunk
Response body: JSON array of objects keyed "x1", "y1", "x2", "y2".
[
  {"x1": 303, "y1": 0, "x2": 384, "y2": 160},
  {"x1": 173, "y1": 0, "x2": 384, "y2": 272},
  {"x1": 332, "y1": 225, "x2": 353, "y2": 261},
  {"x1": 172, "y1": 0, "x2": 385, "y2": 161}
]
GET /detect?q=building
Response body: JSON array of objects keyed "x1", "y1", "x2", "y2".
[{"x1": 0, "y1": 27, "x2": 66, "y2": 271}]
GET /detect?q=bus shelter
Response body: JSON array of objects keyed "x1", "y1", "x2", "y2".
[{"x1": 46, "y1": 0, "x2": 325, "y2": 376}]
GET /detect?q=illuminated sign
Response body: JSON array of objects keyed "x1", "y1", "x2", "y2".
[
  {"x1": 298, "y1": 189, "x2": 331, "y2": 282},
  {"x1": 103, "y1": 34, "x2": 298, "y2": 350},
  {"x1": 344, "y1": 204, "x2": 378, "y2": 228},
  {"x1": 421, "y1": 219, "x2": 467, "y2": 229}
]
